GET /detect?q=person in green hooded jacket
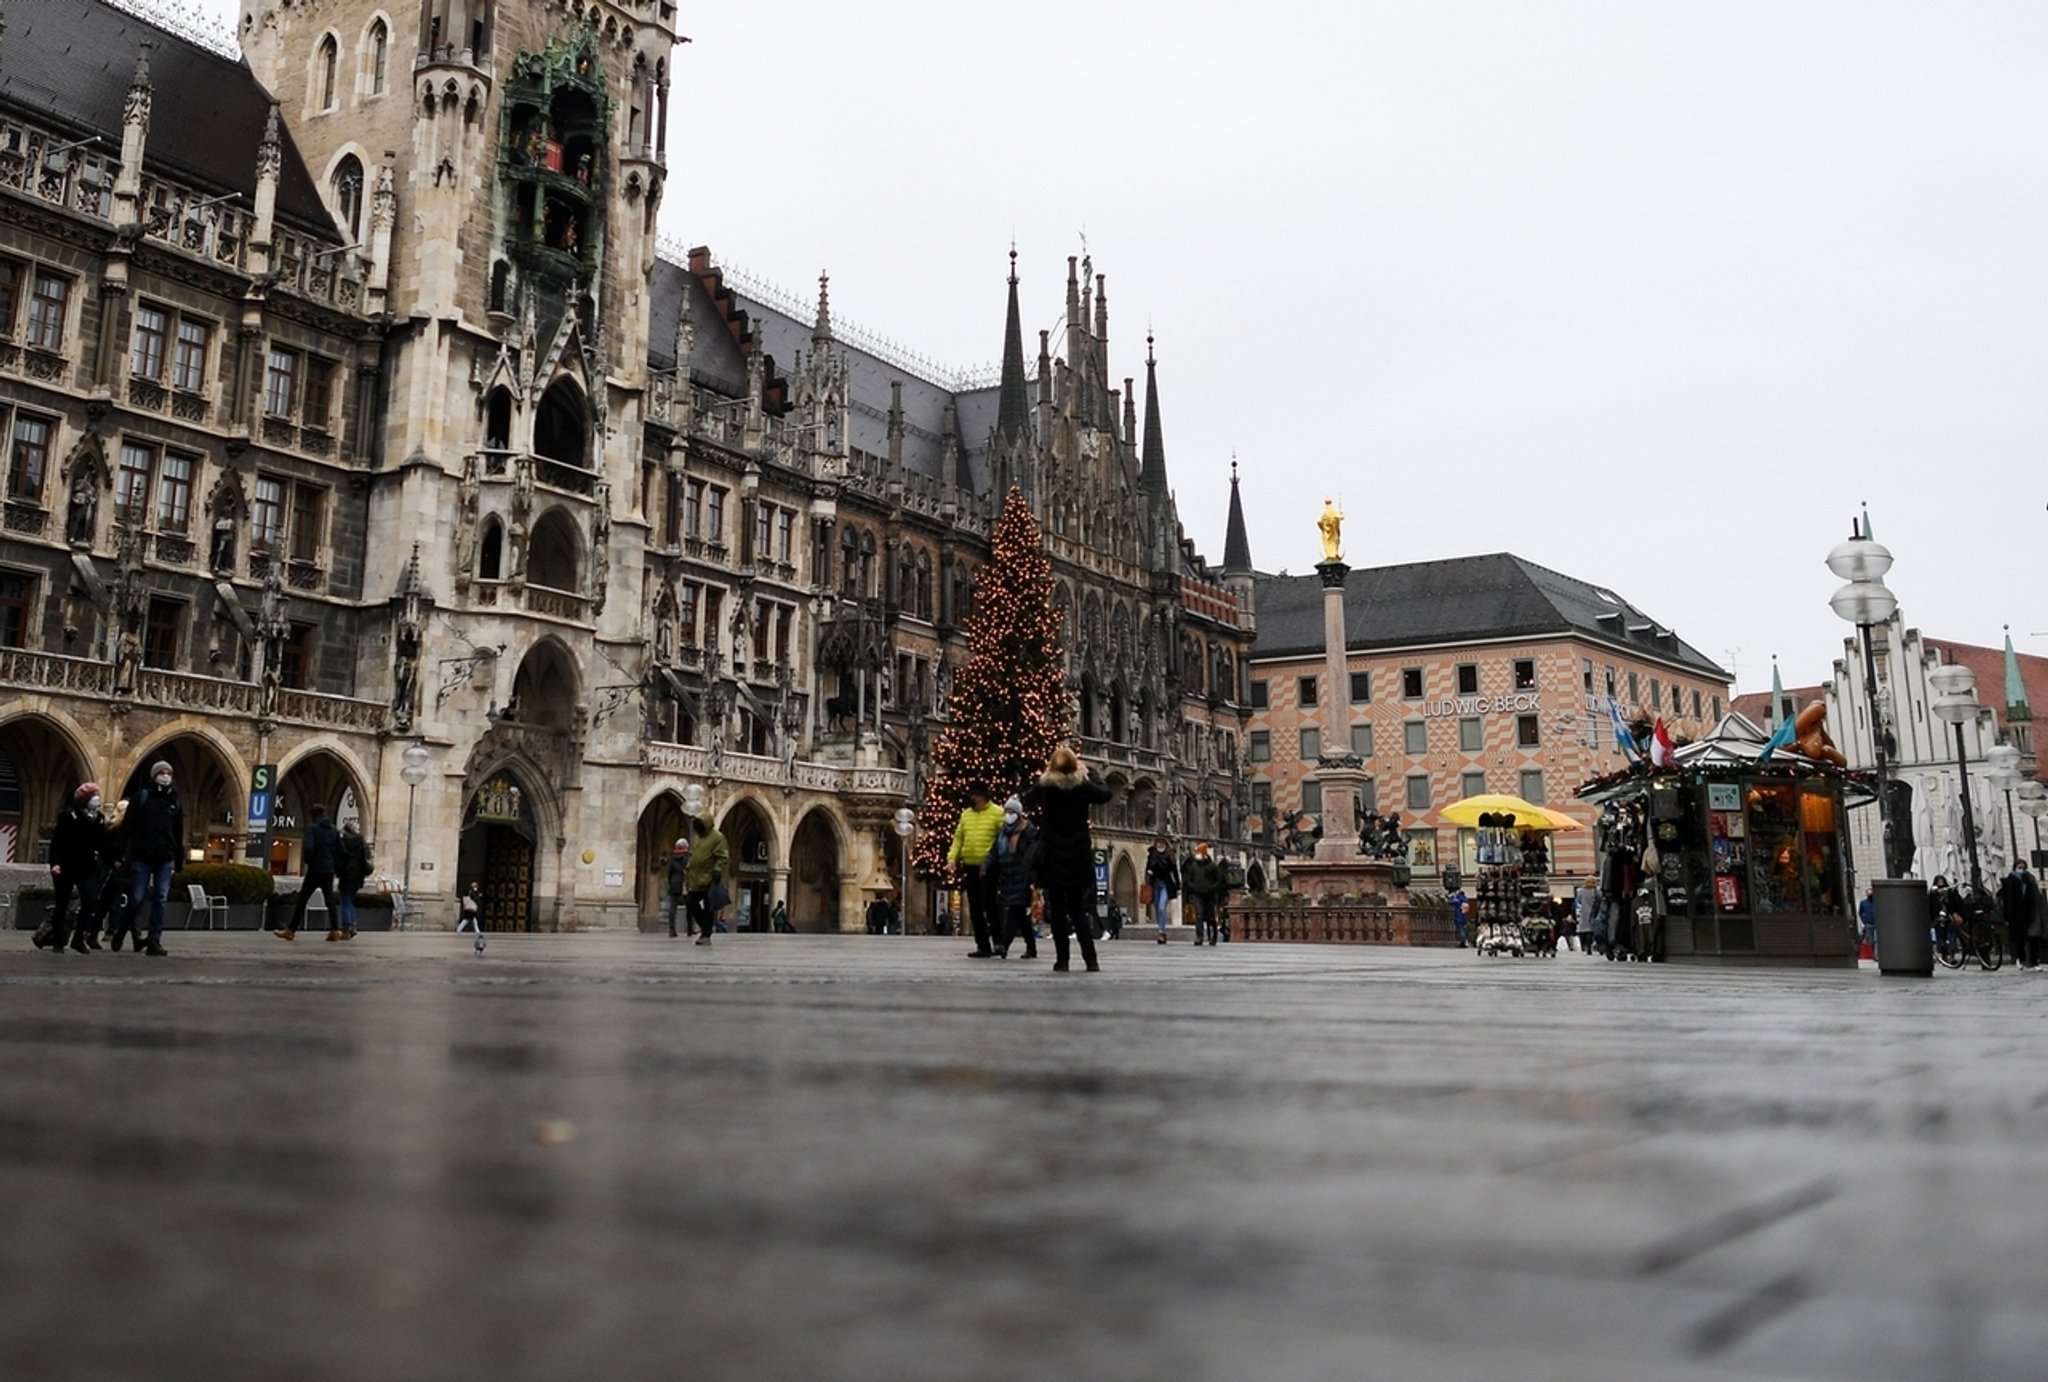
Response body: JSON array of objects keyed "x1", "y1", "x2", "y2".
[{"x1": 683, "y1": 809, "x2": 729, "y2": 945}]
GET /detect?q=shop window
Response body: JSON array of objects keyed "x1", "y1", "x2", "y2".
[
  {"x1": 1402, "y1": 666, "x2": 1423, "y2": 699},
  {"x1": 1405, "y1": 774, "x2": 1431, "y2": 811},
  {"x1": 1516, "y1": 714, "x2": 1540, "y2": 748},
  {"x1": 1351, "y1": 723, "x2": 1373, "y2": 756},
  {"x1": 27, "y1": 271, "x2": 69, "y2": 352},
  {"x1": 1456, "y1": 663, "x2": 1478, "y2": 695},
  {"x1": 1298, "y1": 675, "x2": 1319, "y2": 708},
  {"x1": 1299, "y1": 727, "x2": 1320, "y2": 760},
  {"x1": 1458, "y1": 717, "x2": 1482, "y2": 752},
  {"x1": 1461, "y1": 770, "x2": 1486, "y2": 799},
  {"x1": 142, "y1": 596, "x2": 184, "y2": 669},
  {"x1": 1520, "y1": 770, "x2": 1545, "y2": 804},
  {"x1": 1514, "y1": 659, "x2": 1536, "y2": 691},
  {"x1": 0, "y1": 568, "x2": 35, "y2": 647},
  {"x1": 1300, "y1": 781, "x2": 1322, "y2": 814},
  {"x1": 1249, "y1": 678, "x2": 1268, "y2": 709},
  {"x1": 1350, "y1": 670, "x2": 1370, "y2": 703},
  {"x1": 1248, "y1": 730, "x2": 1270, "y2": 763},
  {"x1": 7, "y1": 412, "x2": 52, "y2": 502},
  {"x1": 1403, "y1": 721, "x2": 1426, "y2": 755}
]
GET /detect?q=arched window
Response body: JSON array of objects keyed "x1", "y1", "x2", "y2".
[
  {"x1": 488, "y1": 261, "x2": 511, "y2": 314},
  {"x1": 534, "y1": 378, "x2": 586, "y2": 467},
  {"x1": 528, "y1": 509, "x2": 580, "y2": 592},
  {"x1": 367, "y1": 20, "x2": 388, "y2": 95},
  {"x1": 331, "y1": 154, "x2": 364, "y2": 241},
  {"x1": 484, "y1": 387, "x2": 513, "y2": 451},
  {"x1": 317, "y1": 36, "x2": 339, "y2": 111},
  {"x1": 478, "y1": 517, "x2": 503, "y2": 580}
]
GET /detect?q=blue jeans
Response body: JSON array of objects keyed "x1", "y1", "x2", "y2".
[
  {"x1": 337, "y1": 888, "x2": 357, "y2": 930},
  {"x1": 129, "y1": 859, "x2": 175, "y2": 940},
  {"x1": 1152, "y1": 887, "x2": 1172, "y2": 933}
]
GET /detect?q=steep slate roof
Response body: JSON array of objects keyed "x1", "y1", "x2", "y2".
[
  {"x1": 1252, "y1": 552, "x2": 1730, "y2": 680},
  {"x1": 0, "y1": 0, "x2": 336, "y2": 235},
  {"x1": 1221, "y1": 464, "x2": 1252, "y2": 573}
]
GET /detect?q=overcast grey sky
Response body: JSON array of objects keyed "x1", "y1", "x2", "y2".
[{"x1": 201, "y1": 0, "x2": 2048, "y2": 694}]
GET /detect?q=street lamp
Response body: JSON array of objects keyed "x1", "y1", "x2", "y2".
[
  {"x1": 1826, "y1": 526, "x2": 1899, "y2": 876},
  {"x1": 2018, "y1": 780, "x2": 2047, "y2": 867},
  {"x1": 892, "y1": 807, "x2": 920, "y2": 933},
  {"x1": 1985, "y1": 742, "x2": 2024, "y2": 875},
  {"x1": 398, "y1": 741, "x2": 430, "y2": 930},
  {"x1": 1928, "y1": 663, "x2": 1985, "y2": 897}
]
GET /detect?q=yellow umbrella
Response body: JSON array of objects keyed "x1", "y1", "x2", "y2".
[{"x1": 1439, "y1": 793, "x2": 1583, "y2": 831}]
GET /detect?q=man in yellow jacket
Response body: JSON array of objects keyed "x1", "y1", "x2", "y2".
[
  {"x1": 949, "y1": 784, "x2": 1007, "y2": 958},
  {"x1": 683, "y1": 809, "x2": 729, "y2": 946}
]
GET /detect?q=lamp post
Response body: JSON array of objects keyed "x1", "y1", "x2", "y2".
[
  {"x1": 398, "y1": 741, "x2": 430, "y2": 930},
  {"x1": 2018, "y1": 781, "x2": 2047, "y2": 867},
  {"x1": 1985, "y1": 742, "x2": 2024, "y2": 875},
  {"x1": 1826, "y1": 527, "x2": 1898, "y2": 876},
  {"x1": 1929, "y1": 663, "x2": 1985, "y2": 897},
  {"x1": 893, "y1": 806, "x2": 916, "y2": 936}
]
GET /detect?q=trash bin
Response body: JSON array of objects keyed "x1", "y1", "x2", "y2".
[{"x1": 1873, "y1": 878, "x2": 1933, "y2": 976}]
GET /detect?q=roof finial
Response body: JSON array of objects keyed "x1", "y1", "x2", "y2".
[{"x1": 1146, "y1": 329, "x2": 1155, "y2": 366}]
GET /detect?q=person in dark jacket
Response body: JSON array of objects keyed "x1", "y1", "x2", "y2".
[
  {"x1": 335, "y1": 820, "x2": 371, "y2": 941},
  {"x1": 992, "y1": 795, "x2": 1040, "y2": 960},
  {"x1": 125, "y1": 760, "x2": 184, "y2": 957},
  {"x1": 683, "y1": 810, "x2": 729, "y2": 945},
  {"x1": 37, "y1": 783, "x2": 108, "y2": 954},
  {"x1": 1998, "y1": 862, "x2": 2043, "y2": 969},
  {"x1": 1144, "y1": 836, "x2": 1179, "y2": 944},
  {"x1": 1021, "y1": 746, "x2": 1112, "y2": 972},
  {"x1": 1181, "y1": 842, "x2": 1224, "y2": 946},
  {"x1": 280, "y1": 804, "x2": 342, "y2": 941},
  {"x1": 664, "y1": 835, "x2": 691, "y2": 938}
]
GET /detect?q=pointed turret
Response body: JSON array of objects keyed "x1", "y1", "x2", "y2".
[
  {"x1": 1767, "y1": 658, "x2": 1786, "y2": 731},
  {"x1": 1138, "y1": 334, "x2": 1168, "y2": 497},
  {"x1": 813, "y1": 270, "x2": 833, "y2": 345},
  {"x1": 2006, "y1": 627, "x2": 2031, "y2": 725},
  {"x1": 1223, "y1": 459, "x2": 1253, "y2": 576},
  {"x1": 995, "y1": 250, "x2": 1029, "y2": 445}
]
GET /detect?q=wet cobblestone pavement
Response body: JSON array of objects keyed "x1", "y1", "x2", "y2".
[{"x1": 3, "y1": 932, "x2": 2044, "y2": 1381}]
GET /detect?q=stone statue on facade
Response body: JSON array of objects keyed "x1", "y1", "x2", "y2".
[{"x1": 67, "y1": 473, "x2": 98, "y2": 547}]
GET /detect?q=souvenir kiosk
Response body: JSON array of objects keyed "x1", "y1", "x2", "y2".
[{"x1": 1575, "y1": 713, "x2": 1868, "y2": 968}]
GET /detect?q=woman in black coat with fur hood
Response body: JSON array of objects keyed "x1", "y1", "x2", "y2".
[{"x1": 1021, "y1": 745, "x2": 1112, "y2": 972}]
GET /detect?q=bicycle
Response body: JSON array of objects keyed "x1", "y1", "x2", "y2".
[{"x1": 1934, "y1": 886, "x2": 2004, "y2": 971}]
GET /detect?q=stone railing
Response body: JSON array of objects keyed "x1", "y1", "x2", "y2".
[
  {"x1": 0, "y1": 647, "x2": 114, "y2": 695},
  {"x1": 641, "y1": 740, "x2": 907, "y2": 797},
  {"x1": 0, "y1": 647, "x2": 383, "y2": 731},
  {"x1": 135, "y1": 666, "x2": 260, "y2": 715},
  {"x1": 1235, "y1": 898, "x2": 1456, "y2": 948},
  {"x1": 525, "y1": 586, "x2": 589, "y2": 622},
  {"x1": 274, "y1": 687, "x2": 387, "y2": 733}
]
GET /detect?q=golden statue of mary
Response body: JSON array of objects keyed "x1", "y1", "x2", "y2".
[{"x1": 1317, "y1": 498, "x2": 1344, "y2": 562}]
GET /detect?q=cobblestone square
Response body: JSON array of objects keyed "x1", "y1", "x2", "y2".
[{"x1": 2, "y1": 934, "x2": 2042, "y2": 1381}]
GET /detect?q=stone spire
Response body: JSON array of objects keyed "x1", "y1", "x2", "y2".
[
  {"x1": 1138, "y1": 333, "x2": 1168, "y2": 497},
  {"x1": 995, "y1": 250, "x2": 1029, "y2": 445},
  {"x1": 813, "y1": 270, "x2": 833, "y2": 344},
  {"x1": 2005, "y1": 626, "x2": 2031, "y2": 724},
  {"x1": 1223, "y1": 458, "x2": 1253, "y2": 576}
]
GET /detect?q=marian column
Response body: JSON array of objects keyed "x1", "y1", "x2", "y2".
[{"x1": 1311, "y1": 501, "x2": 1367, "y2": 861}]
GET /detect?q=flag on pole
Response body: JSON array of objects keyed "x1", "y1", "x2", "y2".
[
  {"x1": 1757, "y1": 713, "x2": 1798, "y2": 764},
  {"x1": 1650, "y1": 718, "x2": 1678, "y2": 768},
  {"x1": 1607, "y1": 698, "x2": 1642, "y2": 763}
]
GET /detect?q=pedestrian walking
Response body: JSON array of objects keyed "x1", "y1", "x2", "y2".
[
  {"x1": 1181, "y1": 842, "x2": 1224, "y2": 945},
  {"x1": 124, "y1": 761, "x2": 183, "y2": 957},
  {"x1": 664, "y1": 835, "x2": 690, "y2": 937},
  {"x1": 1144, "y1": 835, "x2": 1178, "y2": 944},
  {"x1": 1574, "y1": 876, "x2": 1602, "y2": 958},
  {"x1": 97, "y1": 798, "x2": 135, "y2": 951},
  {"x1": 278, "y1": 804, "x2": 342, "y2": 941},
  {"x1": 1448, "y1": 885, "x2": 1470, "y2": 948},
  {"x1": 36, "y1": 784, "x2": 108, "y2": 954},
  {"x1": 1858, "y1": 885, "x2": 1877, "y2": 952},
  {"x1": 335, "y1": 820, "x2": 370, "y2": 941},
  {"x1": 948, "y1": 783, "x2": 1006, "y2": 958},
  {"x1": 683, "y1": 809, "x2": 729, "y2": 945},
  {"x1": 1998, "y1": 862, "x2": 2042, "y2": 970},
  {"x1": 772, "y1": 899, "x2": 794, "y2": 933},
  {"x1": 1555, "y1": 894, "x2": 1579, "y2": 952},
  {"x1": 456, "y1": 882, "x2": 482, "y2": 933},
  {"x1": 992, "y1": 795, "x2": 1040, "y2": 959},
  {"x1": 1021, "y1": 746, "x2": 1111, "y2": 973}
]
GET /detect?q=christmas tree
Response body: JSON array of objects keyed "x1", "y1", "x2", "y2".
[{"x1": 912, "y1": 485, "x2": 1071, "y2": 878}]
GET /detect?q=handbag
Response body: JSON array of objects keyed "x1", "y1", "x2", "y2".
[
  {"x1": 706, "y1": 881, "x2": 731, "y2": 913},
  {"x1": 1139, "y1": 883, "x2": 1153, "y2": 905}
]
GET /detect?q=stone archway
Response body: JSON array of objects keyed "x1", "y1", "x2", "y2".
[
  {"x1": 789, "y1": 807, "x2": 843, "y2": 933},
  {"x1": 119, "y1": 733, "x2": 243, "y2": 865},
  {"x1": 507, "y1": 637, "x2": 581, "y2": 732},
  {"x1": 717, "y1": 797, "x2": 774, "y2": 932},
  {"x1": 1111, "y1": 853, "x2": 1139, "y2": 916},
  {"x1": 270, "y1": 746, "x2": 371, "y2": 877},
  {"x1": 458, "y1": 768, "x2": 540, "y2": 931},
  {"x1": 635, "y1": 789, "x2": 689, "y2": 927},
  {"x1": 0, "y1": 713, "x2": 91, "y2": 863}
]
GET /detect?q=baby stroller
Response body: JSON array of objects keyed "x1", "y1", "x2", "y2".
[{"x1": 1521, "y1": 908, "x2": 1557, "y2": 957}]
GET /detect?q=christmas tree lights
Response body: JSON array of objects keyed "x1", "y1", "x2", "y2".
[{"x1": 912, "y1": 485, "x2": 1071, "y2": 879}]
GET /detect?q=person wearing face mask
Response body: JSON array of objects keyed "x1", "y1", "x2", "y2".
[
  {"x1": 991, "y1": 796, "x2": 1040, "y2": 960},
  {"x1": 36, "y1": 784, "x2": 109, "y2": 954},
  {"x1": 1022, "y1": 746, "x2": 1112, "y2": 973},
  {"x1": 124, "y1": 760, "x2": 185, "y2": 958}
]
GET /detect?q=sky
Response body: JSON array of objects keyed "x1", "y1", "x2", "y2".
[{"x1": 193, "y1": 0, "x2": 2048, "y2": 694}]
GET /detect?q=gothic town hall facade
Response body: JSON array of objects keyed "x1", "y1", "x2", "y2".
[{"x1": 0, "y1": 0, "x2": 1257, "y2": 930}]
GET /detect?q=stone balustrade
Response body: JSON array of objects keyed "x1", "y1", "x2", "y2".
[
  {"x1": 641, "y1": 741, "x2": 907, "y2": 797},
  {"x1": 1235, "y1": 897, "x2": 1456, "y2": 948}
]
